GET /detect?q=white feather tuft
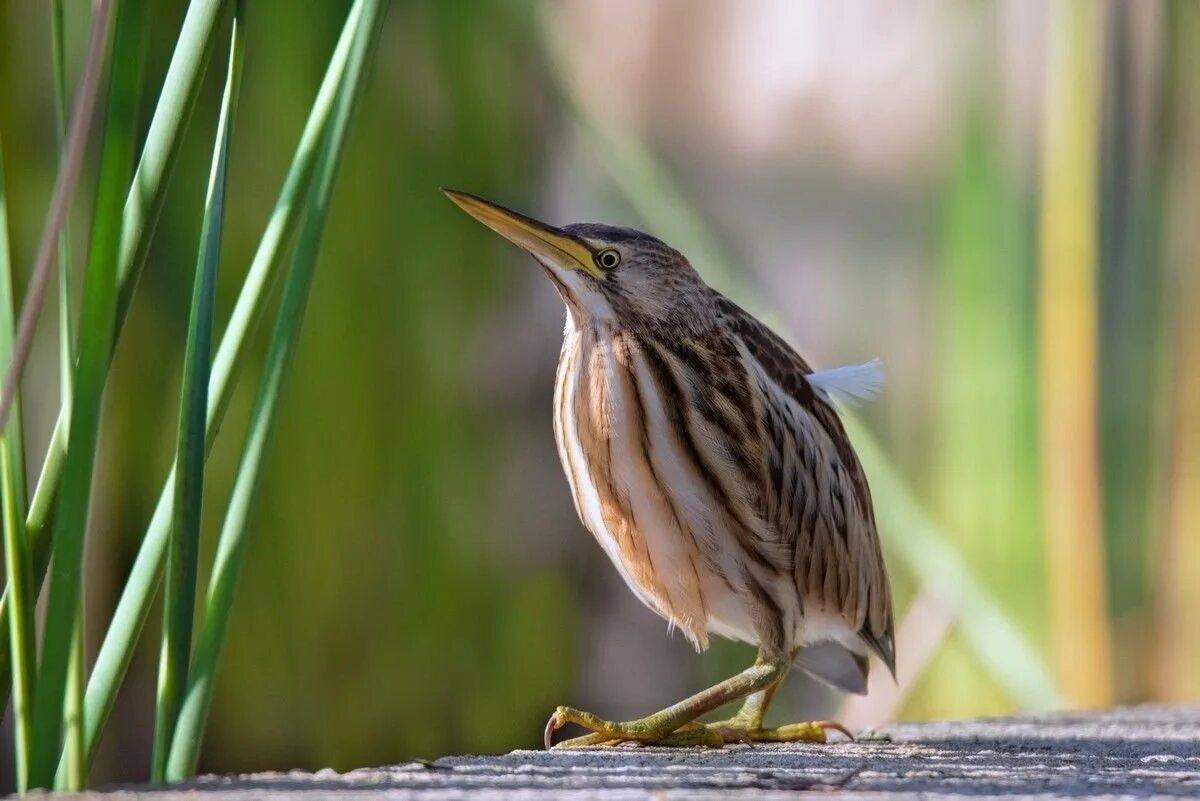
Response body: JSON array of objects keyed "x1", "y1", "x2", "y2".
[{"x1": 807, "y1": 358, "x2": 885, "y2": 406}]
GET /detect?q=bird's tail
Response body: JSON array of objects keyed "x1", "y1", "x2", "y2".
[{"x1": 793, "y1": 641, "x2": 871, "y2": 695}]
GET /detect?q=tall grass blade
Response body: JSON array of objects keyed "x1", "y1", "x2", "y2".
[
  {"x1": 27, "y1": 0, "x2": 150, "y2": 788},
  {"x1": 1152, "y1": 0, "x2": 1200, "y2": 701},
  {"x1": 50, "y1": 8, "x2": 81, "y2": 786},
  {"x1": 0, "y1": 0, "x2": 234, "y2": 716},
  {"x1": 166, "y1": 3, "x2": 384, "y2": 777},
  {"x1": 1038, "y1": 0, "x2": 1113, "y2": 707},
  {"x1": 536, "y1": 8, "x2": 1060, "y2": 708},
  {"x1": 0, "y1": 440, "x2": 31, "y2": 793},
  {"x1": 52, "y1": 0, "x2": 77, "y2": 423},
  {"x1": 0, "y1": 135, "x2": 35, "y2": 793},
  {"x1": 150, "y1": 3, "x2": 244, "y2": 781},
  {"x1": 79, "y1": 0, "x2": 374, "y2": 769}
]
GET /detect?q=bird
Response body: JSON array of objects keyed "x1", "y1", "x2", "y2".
[{"x1": 444, "y1": 189, "x2": 894, "y2": 748}]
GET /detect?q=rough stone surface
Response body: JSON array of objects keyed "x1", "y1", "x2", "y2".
[{"x1": 61, "y1": 706, "x2": 1200, "y2": 799}]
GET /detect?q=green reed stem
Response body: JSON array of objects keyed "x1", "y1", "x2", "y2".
[
  {"x1": 78, "y1": 0, "x2": 375, "y2": 772},
  {"x1": 0, "y1": 0, "x2": 233, "y2": 721},
  {"x1": 166, "y1": 1, "x2": 384, "y2": 777},
  {"x1": 150, "y1": 3, "x2": 244, "y2": 781},
  {"x1": 0, "y1": 135, "x2": 34, "y2": 794},
  {"x1": 0, "y1": 439, "x2": 31, "y2": 793},
  {"x1": 50, "y1": 7, "x2": 81, "y2": 786},
  {"x1": 52, "y1": 0, "x2": 76, "y2": 421},
  {"x1": 29, "y1": 0, "x2": 149, "y2": 788}
]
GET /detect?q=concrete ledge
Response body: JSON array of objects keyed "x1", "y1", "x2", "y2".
[{"x1": 73, "y1": 706, "x2": 1199, "y2": 800}]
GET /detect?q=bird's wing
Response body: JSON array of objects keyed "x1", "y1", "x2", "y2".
[{"x1": 717, "y1": 297, "x2": 896, "y2": 676}]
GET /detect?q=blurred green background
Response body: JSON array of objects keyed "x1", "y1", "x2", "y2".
[{"x1": 0, "y1": 0, "x2": 1197, "y2": 787}]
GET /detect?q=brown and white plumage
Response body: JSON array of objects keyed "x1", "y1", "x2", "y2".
[
  {"x1": 547, "y1": 223, "x2": 894, "y2": 694},
  {"x1": 445, "y1": 192, "x2": 895, "y2": 702}
]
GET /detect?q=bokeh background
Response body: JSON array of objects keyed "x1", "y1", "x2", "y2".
[{"x1": 0, "y1": 0, "x2": 1197, "y2": 787}]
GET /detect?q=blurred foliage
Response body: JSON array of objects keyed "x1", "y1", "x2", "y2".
[
  {"x1": 0, "y1": 0, "x2": 1196, "y2": 788},
  {"x1": 198, "y1": 0, "x2": 572, "y2": 773},
  {"x1": 920, "y1": 109, "x2": 1042, "y2": 715}
]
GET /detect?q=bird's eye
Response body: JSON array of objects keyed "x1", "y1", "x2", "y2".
[{"x1": 597, "y1": 249, "x2": 621, "y2": 270}]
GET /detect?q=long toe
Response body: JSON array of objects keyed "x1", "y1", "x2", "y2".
[
  {"x1": 656, "y1": 719, "x2": 858, "y2": 746},
  {"x1": 747, "y1": 719, "x2": 856, "y2": 743}
]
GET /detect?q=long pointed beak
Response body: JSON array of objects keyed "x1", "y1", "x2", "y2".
[{"x1": 442, "y1": 189, "x2": 602, "y2": 279}]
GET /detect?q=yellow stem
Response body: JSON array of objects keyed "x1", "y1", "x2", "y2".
[{"x1": 1037, "y1": 0, "x2": 1114, "y2": 707}]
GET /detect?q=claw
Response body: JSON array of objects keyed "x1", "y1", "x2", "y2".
[
  {"x1": 545, "y1": 707, "x2": 621, "y2": 749},
  {"x1": 814, "y1": 719, "x2": 855, "y2": 742},
  {"x1": 543, "y1": 708, "x2": 565, "y2": 749}
]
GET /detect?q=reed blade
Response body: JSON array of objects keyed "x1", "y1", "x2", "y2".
[
  {"x1": 166, "y1": 1, "x2": 385, "y2": 778},
  {"x1": 52, "y1": 0, "x2": 77, "y2": 422},
  {"x1": 80, "y1": 0, "x2": 377, "y2": 770},
  {"x1": 0, "y1": 131, "x2": 35, "y2": 794},
  {"x1": 0, "y1": 0, "x2": 234, "y2": 720},
  {"x1": 28, "y1": 0, "x2": 149, "y2": 788},
  {"x1": 150, "y1": 2, "x2": 244, "y2": 781}
]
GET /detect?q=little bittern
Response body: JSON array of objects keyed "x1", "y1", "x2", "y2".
[{"x1": 445, "y1": 189, "x2": 895, "y2": 749}]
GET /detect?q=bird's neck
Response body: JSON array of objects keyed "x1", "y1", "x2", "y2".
[{"x1": 564, "y1": 304, "x2": 721, "y2": 346}]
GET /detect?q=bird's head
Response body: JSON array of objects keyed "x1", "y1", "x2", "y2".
[{"x1": 444, "y1": 189, "x2": 714, "y2": 332}]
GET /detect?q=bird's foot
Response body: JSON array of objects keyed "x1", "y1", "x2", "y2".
[
  {"x1": 657, "y1": 717, "x2": 852, "y2": 746},
  {"x1": 543, "y1": 657, "x2": 790, "y2": 749},
  {"x1": 545, "y1": 705, "x2": 852, "y2": 748},
  {"x1": 545, "y1": 706, "x2": 683, "y2": 748}
]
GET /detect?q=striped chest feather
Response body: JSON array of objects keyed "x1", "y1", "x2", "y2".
[{"x1": 552, "y1": 323, "x2": 736, "y2": 649}]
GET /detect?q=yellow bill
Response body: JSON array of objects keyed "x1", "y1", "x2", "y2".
[{"x1": 442, "y1": 189, "x2": 603, "y2": 280}]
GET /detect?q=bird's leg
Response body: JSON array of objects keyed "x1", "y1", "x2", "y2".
[
  {"x1": 656, "y1": 663, "x2": 854, "y2": 746},
  {"x1": 699, "y1": 676, "x2": 782, "y2": 736},
  {"x1": 546, "y1": 653, "x2": 786, "y2": 748},
  {"x1": 637, "y1": 682, "x2": 789, "y2": 748}
]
